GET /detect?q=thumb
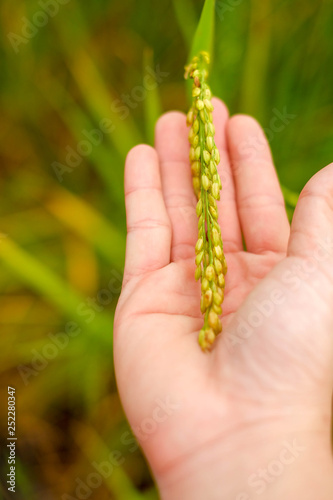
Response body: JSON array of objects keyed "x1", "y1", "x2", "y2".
[{"x1": 288, "y1": 163, "x2": 333, "y2": 271}]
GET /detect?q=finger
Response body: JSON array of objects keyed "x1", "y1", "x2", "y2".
[
  {"x1": 227, "y1": 115, "x2": 290, "y2": 254},
  {"x1": 155, "y1": 111, "x2": 197, "y2": 261},
  {"x1": 288, "y1": 163, "x2": 333, "y2": 266},
  {"x1": 123, "y1": 145, "x2": 171, "y2": 285},
  {"x1": 211, "y1": 98, "x2": 243, "y2": 252}
]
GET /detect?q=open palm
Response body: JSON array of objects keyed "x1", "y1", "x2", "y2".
[{"x1": 114, "y1": 99, "x2": 333, "y2": 499}]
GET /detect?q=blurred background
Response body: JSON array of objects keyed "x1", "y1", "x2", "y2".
[{"x1": 0, "y1": 0, "x2": 332, "y2": 498}]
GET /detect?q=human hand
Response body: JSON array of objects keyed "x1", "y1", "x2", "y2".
[{"x1": 114, "y1": 98, "x2": 333, "y2": 499}]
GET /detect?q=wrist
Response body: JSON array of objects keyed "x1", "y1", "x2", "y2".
[{"x1": 156, "y1": 423, "x2": 333, "y2": 500}]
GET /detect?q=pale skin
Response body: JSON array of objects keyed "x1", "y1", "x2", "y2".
[{"x1": 114, "y1": 98, "x2": 333, "y2": 499}]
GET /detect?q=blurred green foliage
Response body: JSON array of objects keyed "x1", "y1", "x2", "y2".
[{"x1": 0, "y1": 0, "x2": 332, "y2": 498}]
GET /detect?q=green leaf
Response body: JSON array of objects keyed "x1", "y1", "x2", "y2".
[
  {"x1": 53, "y1": 7, "x2": 144, "y2": 158},
  {"x1": 281, "y1": 184, "x2": 299, "y2": 208},
  {"x1": 143, "y1": 47, "x2": 163, "y2": 145},
  {"x1": 73, "y1": 422, "x2": 146, "y2": 500},
  {"x1": 188, "y1": 0, "x2": 216, "y2": 63},
  {"x1": 45, "y1": 187, "x2": 126, "y2": 270},
  {"x1": 0, "y1": 237, "x2": 114, "y2": 345},
  {"x1": 186, "y1": 0, "x2": 216, "y2": 101},
  {"x1": 37, "y1": 78, "x2": 124, "y2": 206},
  {"x1": 172, "y1": 0, "x2": 198, "y2": 49}
]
